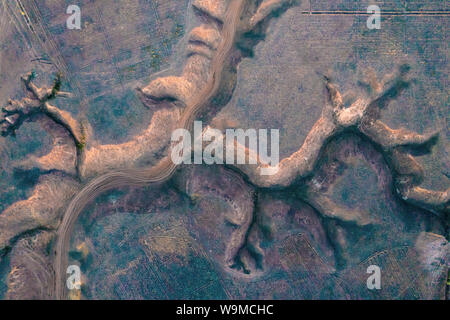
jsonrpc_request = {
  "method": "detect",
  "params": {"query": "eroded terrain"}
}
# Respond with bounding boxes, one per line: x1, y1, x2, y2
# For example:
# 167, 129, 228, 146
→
0, 0, 448, 299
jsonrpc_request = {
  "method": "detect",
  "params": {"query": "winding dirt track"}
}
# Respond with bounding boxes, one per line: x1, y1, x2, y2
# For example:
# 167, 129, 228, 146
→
54, 0, 245, 300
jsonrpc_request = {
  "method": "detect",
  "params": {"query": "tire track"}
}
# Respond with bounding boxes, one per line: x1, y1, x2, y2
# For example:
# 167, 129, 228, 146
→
54, 0, 246, 300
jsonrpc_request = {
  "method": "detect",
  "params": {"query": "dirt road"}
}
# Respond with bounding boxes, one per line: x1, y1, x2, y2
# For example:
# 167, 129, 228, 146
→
54, 0, 246, 300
